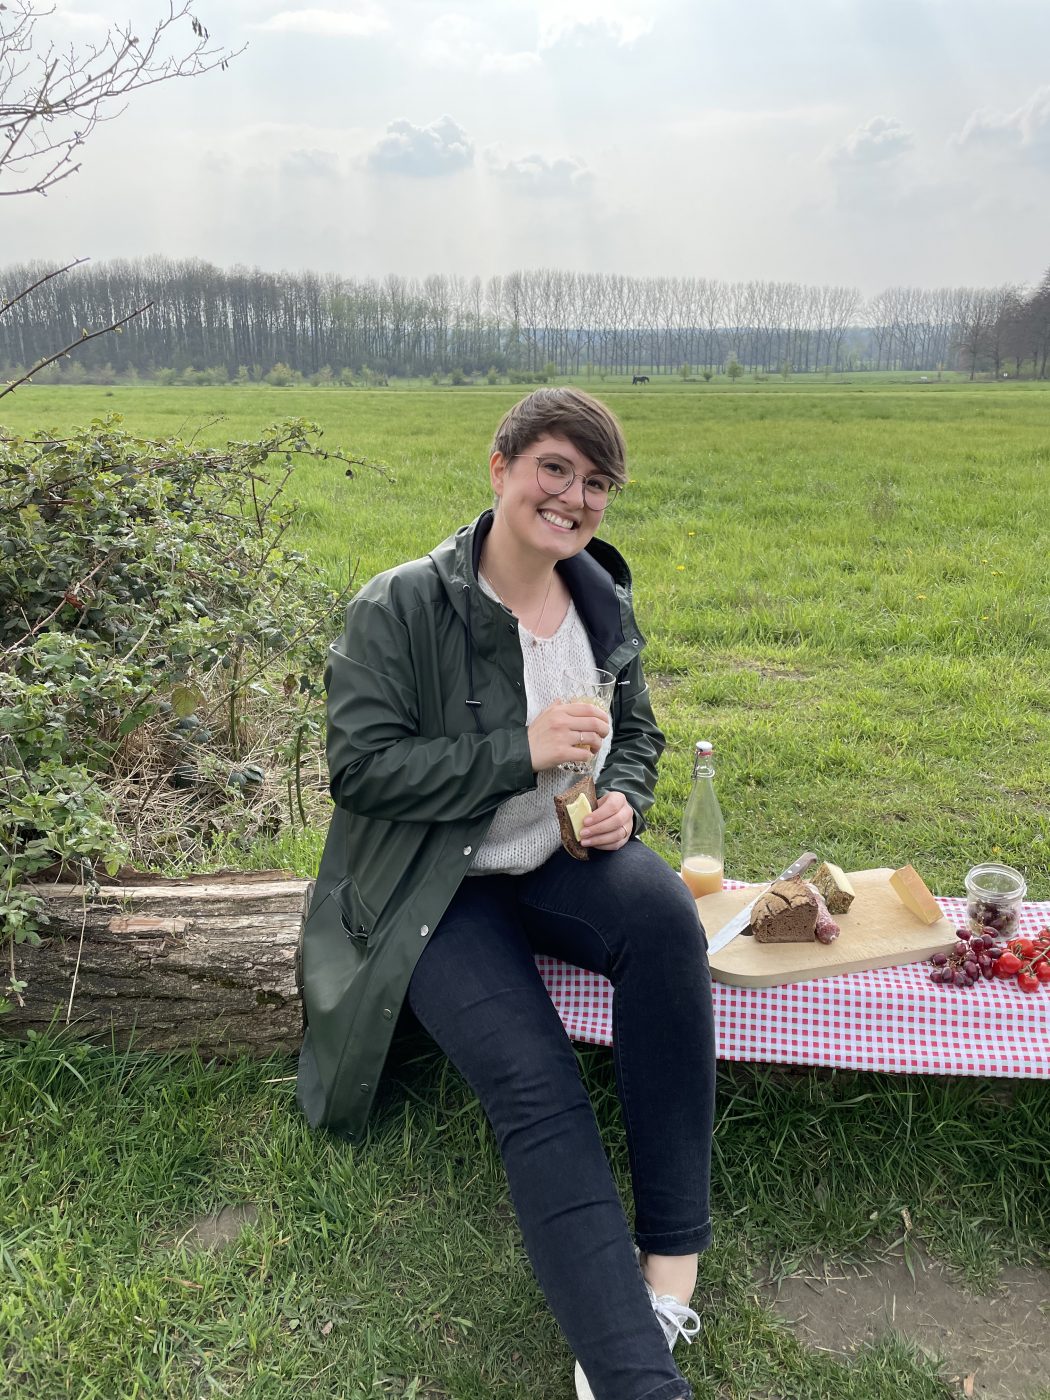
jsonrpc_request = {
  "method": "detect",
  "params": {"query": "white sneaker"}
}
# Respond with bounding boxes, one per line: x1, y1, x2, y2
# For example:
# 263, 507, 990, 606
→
647, 1287, 701, 1348
573, 1359, 596, 1400
573, 1282, 700, 1398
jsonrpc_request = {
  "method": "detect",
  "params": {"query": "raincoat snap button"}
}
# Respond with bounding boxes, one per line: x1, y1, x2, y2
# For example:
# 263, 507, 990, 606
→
420, 924, 429, 936
463, 845, 472, 856
359, 1083, 369, 1093
382, 1007, 392, 1019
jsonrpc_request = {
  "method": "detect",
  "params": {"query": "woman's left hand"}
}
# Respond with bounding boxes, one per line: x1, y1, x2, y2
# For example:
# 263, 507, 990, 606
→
579, 790, 635, 851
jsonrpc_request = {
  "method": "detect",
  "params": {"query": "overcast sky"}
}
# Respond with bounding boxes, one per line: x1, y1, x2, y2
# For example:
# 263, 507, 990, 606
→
6, 0, 1050, 295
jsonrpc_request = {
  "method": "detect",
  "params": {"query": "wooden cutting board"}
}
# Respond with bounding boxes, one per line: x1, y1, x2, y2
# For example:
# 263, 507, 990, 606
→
698, 867, 959, 987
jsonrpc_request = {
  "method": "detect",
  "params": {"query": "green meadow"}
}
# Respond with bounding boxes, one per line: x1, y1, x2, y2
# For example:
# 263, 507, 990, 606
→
2, 379, 1049, 1399
6, 378, 1049, 891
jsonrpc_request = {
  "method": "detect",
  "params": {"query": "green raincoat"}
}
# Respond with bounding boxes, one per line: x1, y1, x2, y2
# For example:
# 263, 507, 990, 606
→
296, 509, 664, 1140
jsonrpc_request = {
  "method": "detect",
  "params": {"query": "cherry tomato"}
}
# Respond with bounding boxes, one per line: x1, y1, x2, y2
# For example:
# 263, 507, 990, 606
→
1035, 962, 1050, 983
1009, 938, 1036, 958
996, 951, 1023, 977
1017, 971, 1039, 993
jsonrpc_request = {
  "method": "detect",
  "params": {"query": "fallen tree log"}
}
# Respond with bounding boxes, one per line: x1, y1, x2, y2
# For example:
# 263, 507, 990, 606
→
4, 873, 311, 1056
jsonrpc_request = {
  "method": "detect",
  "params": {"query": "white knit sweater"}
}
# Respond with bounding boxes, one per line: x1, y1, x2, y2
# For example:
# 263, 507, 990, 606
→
470, 581, 612, 876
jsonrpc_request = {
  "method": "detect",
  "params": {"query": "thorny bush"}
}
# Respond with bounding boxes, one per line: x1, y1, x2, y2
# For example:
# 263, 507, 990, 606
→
0, 415, 373, 1011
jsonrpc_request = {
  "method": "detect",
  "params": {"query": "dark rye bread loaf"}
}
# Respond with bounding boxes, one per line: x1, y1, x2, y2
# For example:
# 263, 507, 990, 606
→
751, 876, 818, 943
553, 775, 596, 861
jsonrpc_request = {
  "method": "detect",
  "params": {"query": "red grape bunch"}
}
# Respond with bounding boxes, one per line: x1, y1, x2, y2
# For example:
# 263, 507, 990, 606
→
927, 925, 1050, 993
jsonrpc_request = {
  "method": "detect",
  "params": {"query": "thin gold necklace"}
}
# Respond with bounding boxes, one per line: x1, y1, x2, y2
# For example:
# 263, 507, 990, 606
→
480, 566, 556, 646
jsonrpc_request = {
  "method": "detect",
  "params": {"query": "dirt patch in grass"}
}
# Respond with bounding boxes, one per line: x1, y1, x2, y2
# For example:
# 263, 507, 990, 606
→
176, 1202, 260, 1253
724, 659, 815, 681
761, 1241, 1050, 1398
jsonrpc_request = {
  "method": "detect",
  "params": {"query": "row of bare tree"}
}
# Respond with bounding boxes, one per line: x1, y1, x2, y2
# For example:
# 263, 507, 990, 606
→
3, 259, 1049, 383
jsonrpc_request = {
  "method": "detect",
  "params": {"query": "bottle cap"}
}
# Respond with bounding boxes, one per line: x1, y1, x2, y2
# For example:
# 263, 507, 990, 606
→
694, 740, 713, 756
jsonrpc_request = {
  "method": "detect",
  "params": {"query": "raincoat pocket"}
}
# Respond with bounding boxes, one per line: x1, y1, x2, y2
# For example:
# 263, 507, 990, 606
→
333, 876, 377, 948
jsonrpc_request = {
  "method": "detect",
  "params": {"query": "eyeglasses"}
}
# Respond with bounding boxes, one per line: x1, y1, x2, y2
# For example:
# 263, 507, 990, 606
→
518, 455, 622, 510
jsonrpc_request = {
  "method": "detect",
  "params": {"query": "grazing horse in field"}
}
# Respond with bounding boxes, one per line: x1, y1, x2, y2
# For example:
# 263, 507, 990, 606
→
632, 374, 650, 384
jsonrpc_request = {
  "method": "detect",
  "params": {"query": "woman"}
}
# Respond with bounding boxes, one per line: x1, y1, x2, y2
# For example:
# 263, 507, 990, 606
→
297, 388, 716, 1400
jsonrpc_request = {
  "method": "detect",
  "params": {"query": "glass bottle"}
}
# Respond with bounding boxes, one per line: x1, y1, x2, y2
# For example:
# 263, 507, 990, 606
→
680, 740, 725, 898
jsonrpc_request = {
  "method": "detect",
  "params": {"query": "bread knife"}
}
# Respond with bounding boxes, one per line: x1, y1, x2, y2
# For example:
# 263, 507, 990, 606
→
705, 852, 819, 956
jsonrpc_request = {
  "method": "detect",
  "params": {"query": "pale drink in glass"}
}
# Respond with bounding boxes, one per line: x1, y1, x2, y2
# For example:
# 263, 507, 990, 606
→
681, 855, 724, 898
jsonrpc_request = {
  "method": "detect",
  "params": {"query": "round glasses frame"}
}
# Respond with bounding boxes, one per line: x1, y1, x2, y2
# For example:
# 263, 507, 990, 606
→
516, 455, 622, 510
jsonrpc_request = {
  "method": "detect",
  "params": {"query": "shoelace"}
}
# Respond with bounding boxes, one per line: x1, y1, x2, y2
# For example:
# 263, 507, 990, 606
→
648, 1290, 702, 1348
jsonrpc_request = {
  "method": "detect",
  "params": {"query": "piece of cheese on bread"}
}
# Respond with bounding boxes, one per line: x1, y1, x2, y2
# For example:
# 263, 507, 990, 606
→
565, 791, 592, 841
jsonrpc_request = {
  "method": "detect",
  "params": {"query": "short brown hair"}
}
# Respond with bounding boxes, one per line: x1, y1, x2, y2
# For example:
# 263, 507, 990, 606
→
490, 388, 627, 486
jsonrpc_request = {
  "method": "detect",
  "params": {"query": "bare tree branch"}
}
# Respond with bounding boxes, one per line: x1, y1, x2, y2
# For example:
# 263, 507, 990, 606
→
0, 299, 152, 398
0, 2, 242, 197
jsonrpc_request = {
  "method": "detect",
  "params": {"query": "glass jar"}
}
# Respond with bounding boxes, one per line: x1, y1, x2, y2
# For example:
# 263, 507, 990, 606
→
965, 862, 1027, 939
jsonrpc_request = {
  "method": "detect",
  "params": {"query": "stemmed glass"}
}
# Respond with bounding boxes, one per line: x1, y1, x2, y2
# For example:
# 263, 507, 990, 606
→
558, 667, 616, 773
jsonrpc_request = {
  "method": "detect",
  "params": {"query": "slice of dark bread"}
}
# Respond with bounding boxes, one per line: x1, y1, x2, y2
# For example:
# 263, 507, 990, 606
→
554, 775, 597, 861
752, 876, 818, 943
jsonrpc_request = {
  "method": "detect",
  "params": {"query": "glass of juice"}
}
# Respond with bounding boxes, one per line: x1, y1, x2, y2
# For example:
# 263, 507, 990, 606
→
558, 667, 616, 773
681, 855, 724, 898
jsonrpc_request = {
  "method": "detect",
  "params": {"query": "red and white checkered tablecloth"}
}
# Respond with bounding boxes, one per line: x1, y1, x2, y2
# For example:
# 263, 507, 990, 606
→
536, 885, 1050, 1079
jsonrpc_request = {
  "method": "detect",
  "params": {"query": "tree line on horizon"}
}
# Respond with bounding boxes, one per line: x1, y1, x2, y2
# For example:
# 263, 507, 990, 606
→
3, 259, 1049, 387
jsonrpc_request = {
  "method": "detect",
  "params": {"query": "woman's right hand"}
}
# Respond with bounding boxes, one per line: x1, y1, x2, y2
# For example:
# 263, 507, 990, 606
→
527, 701, 610, 773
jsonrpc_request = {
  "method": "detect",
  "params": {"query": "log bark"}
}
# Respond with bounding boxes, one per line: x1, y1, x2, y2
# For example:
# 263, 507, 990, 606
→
4, 873, 311, 1056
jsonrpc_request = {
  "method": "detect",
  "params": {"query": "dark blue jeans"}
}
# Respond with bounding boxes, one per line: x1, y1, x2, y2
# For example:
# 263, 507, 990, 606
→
407, 839, 715, 1400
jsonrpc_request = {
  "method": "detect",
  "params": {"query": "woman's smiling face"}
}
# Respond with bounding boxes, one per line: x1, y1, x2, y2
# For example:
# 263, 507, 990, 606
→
489, 434, 607, 563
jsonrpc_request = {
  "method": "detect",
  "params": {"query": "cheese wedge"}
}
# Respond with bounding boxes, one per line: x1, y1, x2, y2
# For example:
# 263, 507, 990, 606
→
889, 864, 942, 925
811, 861, 856, 914
565, 792, 592, 841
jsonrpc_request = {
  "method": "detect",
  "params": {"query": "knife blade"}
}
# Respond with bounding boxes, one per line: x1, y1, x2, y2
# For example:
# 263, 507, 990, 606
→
705, 851, 819, 956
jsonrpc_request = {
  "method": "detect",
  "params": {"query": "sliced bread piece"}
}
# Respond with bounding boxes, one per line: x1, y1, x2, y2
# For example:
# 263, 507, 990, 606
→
554, 775, 597, 861
810, 861, 856, 915
751, 876, 818, 943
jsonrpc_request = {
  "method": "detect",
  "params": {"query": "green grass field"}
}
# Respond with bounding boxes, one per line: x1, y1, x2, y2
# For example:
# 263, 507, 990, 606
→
2, 380, 1049, 1399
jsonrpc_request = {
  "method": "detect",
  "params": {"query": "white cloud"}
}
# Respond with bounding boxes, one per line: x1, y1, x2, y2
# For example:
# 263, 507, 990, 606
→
956, 85, 1050, 165
538, 1, 652, 49
367, 116, 474, 177
413, 14, 541, 74
282, 148, 341, 179
255, 5, 388, 38
489, 152, 594, 195
830, 115, 914, 166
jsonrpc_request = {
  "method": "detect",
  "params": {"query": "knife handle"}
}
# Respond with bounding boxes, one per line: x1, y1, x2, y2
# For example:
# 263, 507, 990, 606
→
778, 851, 819, 881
